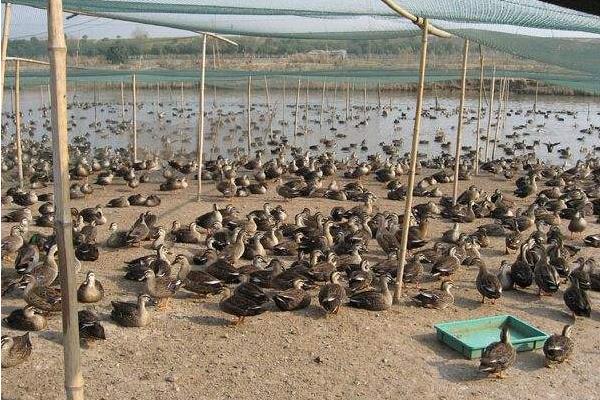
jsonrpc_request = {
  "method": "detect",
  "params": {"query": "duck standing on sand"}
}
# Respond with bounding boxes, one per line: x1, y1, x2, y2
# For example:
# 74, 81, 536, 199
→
479, 325, 516, 378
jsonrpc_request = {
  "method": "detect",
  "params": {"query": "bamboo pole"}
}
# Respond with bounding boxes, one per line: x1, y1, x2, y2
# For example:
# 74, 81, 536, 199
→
40, 84, 44, 108
282, 78, 286, 134
132, 74, 137, 162
180, 81, 184, 110
363, 82, 367, 121
452, 39, 469, 205
156, 82, 160, 117
48, 0, 84, 398
319, 81, 325, 127
492, 77, 506, 160
475, 45, 484, 176
393, 19, 429, 304
484, 66, 496, 162
533, 81, 538, 113
293, 78, 300, 139
197, 34, 207, 200
264, 76, 272, 138
377, 81, 381, 109
345, 81, 350, 121
304, 79, 309, 133
332, 82, 338, 119
120, 81, 125, 122
247, 76, 251, 153
0, 3, 12, 108
14, 59, 24, 189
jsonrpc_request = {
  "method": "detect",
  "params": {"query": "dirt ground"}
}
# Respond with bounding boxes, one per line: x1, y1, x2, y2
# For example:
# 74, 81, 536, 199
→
2, 170, 599, 400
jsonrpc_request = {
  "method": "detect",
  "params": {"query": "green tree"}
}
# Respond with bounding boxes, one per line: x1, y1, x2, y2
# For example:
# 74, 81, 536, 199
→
105, 44, 128, 64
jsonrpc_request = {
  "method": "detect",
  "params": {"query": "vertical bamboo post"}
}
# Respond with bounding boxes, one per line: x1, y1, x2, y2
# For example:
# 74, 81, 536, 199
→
345, 81, 350, 121
484, 66, 496, 162
332, 82, 338, 118
293, 78, 300, 139
282, 78, 286, 134
452, 39, 469, 205
363, 81, 367, 121
319, 81, 325, 127
247, 76, 251, 153
0, 3, 12, 107
533, 80, 538, 113
120, 81, 125, 122
180, 81, 184, 110
197, 34, 207, 200
377, 81, 381, 109
475, 45, 484, 176
132, 74, 137, 162
14, 59, 24, 189
501, 80, 510, 131
93, 81, 97, 126
304, 79, 309, 133
393, 19, 429, 304
156, 82, 160, 117
264, 75, 272, 138
48, 0, 84, 398
40, 84, 45, 108
492, 77, 506, 160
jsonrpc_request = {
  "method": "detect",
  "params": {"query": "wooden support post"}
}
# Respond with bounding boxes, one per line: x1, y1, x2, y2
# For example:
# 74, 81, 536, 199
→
132, 74, 137, 162
264, 76, 272, 138
247, 76, 251, 153
197, 34, 207, 200
293, 78, 300, 139
345, 81, 350, 121
0, 3, 12, 108
533, 81, 538, 113
156, 82, 160, 117
492, 77, 506, 160
120, 81, 125, 122
393, 19, 429, 304
282, 78, 286, 134
180, 81, 184, 110
319, 81, 325, 127
93, 81, 97, 126
304, 79, 309, 133
332, 82, 338, 119
40, 84, 44, 108
484, 66, 496, 162
14, 59, 24, 189
48, 0, 84, 398
377, 81, 381, 109
475, 45, 484, 176
363, 82, 367, 121
452, 39, 469, 206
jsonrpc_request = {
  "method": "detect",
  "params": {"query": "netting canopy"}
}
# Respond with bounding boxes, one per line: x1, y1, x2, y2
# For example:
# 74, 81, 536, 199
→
3, 0, 600, 77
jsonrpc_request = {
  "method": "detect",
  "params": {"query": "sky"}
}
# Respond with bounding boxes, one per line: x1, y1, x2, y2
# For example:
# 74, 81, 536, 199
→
7, 5, 192, 40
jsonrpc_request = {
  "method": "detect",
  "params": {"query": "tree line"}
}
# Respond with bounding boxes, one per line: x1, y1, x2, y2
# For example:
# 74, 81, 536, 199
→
7, 35, 467, 64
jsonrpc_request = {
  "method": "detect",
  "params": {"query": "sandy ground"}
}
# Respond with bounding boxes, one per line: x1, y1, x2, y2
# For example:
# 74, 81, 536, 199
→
1, 169, 600, 400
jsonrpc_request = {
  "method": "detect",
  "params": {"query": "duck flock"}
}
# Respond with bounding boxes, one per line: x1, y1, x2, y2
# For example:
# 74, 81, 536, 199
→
1, 93, 600, 380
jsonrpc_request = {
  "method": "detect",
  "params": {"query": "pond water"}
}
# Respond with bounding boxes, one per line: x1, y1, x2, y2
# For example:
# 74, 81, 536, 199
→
2, 86, 599, 164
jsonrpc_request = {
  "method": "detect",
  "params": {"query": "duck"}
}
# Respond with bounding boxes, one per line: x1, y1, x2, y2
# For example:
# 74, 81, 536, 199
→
431, 247, 460, 278
2, 226, 24, 260
234, 276, 270, 306
174, 254, 223, 298
583, 234, 600, 248
21, 274, 62, 313
3, 305, 48, 331
145, 194, 161, 207
1, 332, 32, 368
563, 275, 591, 318
107, 196, 130, 208
543, 325, 574, 367
412, 280, 454, 309
505, 221, 522, 254
106, 222, 129, 248
125, 213, 150, 247
534, 251, 560, 296
442, 223, 461, 243
2, 208, 32, 223
219, 286, 267, 325
173, 222, 203, 244
77, 271, 104, 303
142, 269, 183, 309
348, 275, 393, 311
27, 244, 59, 287
196, 203, 223, 231
78, 310, 106, 344
272, 279, 312, 311
479, 325, 516, 378
348, 260, 373, 293
497, 261, 514, 291
318, 271, 345, 315
80, 205, 107, 225
13, 235, 40, 274
111, 294, 154, 327
567, 211, 587, 239
475, 260, 502, 304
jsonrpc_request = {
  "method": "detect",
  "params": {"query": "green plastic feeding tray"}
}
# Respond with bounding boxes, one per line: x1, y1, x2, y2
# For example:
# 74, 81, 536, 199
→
434, 315, 549, 359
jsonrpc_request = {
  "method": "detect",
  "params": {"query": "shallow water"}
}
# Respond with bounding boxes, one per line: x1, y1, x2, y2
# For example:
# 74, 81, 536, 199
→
3, 87, 599, 164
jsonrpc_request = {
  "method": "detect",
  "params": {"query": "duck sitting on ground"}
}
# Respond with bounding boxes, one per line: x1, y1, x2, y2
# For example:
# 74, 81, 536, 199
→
412, 280, 454, 310
1, 332, 32, 368
111, 294, 154, 328
347, 275, 393, 311
3, 305, 47, 331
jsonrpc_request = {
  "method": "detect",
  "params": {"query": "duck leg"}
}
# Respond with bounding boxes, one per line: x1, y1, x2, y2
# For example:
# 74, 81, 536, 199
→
481, 295, 486, 304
